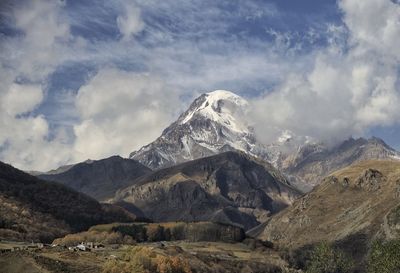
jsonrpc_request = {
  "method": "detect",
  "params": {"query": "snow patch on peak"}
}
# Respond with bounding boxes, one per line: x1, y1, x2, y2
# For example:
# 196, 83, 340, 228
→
180, 90, 249, 133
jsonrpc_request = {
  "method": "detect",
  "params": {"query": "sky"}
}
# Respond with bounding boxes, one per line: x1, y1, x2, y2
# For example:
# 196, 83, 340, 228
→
0, 0, 399, 171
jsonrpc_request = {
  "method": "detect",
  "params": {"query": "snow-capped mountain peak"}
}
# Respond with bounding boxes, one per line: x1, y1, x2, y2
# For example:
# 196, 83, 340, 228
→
129, 89, 400, 193
129, 90, 316, 170
179, 90, 249, 134
129, 90, 266, 169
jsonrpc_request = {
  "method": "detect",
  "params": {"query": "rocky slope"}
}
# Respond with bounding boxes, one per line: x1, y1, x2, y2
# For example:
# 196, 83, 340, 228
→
248, 160, 400, 249
38, 156, 151, 201
0, 161, 136, 243
281, 137, 400, 191
114, 151, 301, 230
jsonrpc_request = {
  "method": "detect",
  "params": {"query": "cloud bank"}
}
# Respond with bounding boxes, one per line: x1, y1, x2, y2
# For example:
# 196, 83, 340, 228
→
250, 0, 400, 145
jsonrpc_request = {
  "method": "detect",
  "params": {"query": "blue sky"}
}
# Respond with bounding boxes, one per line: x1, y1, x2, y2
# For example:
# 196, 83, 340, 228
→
0, 0, 399, 170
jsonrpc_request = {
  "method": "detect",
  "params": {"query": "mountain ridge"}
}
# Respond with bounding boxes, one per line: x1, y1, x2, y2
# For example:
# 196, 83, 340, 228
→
114, 151, 301, 230
281, 136, 400, 191
129, 90, 400, 191
38, 155, 151, 201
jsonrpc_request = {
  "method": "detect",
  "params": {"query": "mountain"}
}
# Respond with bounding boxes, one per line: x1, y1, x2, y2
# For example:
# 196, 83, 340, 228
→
128, 90, 400, 192
38, 156, 151, 201
0, 161, 136, 243
113, 151, 301, 230
248, 160, 400, 250
129, 90, 270, 169
280, 137, 400, 191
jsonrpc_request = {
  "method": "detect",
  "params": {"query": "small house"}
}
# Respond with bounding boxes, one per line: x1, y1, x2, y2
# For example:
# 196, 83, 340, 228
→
76, 244, 86, 251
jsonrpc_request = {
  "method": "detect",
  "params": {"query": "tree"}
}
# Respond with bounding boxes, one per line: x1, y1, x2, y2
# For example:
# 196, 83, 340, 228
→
112, 224, 147, 242
306, 242, 352, 273
164, 228, 172, 241
147, 225, 165, 242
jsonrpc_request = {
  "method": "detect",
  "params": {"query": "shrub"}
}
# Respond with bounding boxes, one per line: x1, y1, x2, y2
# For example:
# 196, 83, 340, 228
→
102, 246, 192, 273
156, 256, 192, 273
367, 240, 400, 273
102, 258, 147, 273
125, 247, 155, 272
280, 245, 313, 270
306, 241, 353, 273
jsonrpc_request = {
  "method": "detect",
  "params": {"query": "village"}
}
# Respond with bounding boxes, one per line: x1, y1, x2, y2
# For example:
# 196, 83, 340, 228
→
0, 240, 106, 253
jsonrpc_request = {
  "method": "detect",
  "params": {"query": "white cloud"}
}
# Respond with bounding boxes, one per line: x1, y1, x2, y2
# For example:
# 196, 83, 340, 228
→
339, 0, 400, 60
1, 83, 43, 116
0, 0, 150, 171
10, 0, 71, 79
0, 0, 75, 171
250, 0, 400, 145
116, 2, 144, 40
72, 68, 181, 160
14, 0, 70, 48
0, 83, 73, 171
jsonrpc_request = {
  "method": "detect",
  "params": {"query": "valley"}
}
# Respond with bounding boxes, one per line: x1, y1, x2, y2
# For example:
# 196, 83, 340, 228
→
1, 91, 400, 273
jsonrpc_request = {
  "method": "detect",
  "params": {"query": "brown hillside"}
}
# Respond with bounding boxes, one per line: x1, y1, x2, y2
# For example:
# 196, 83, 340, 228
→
250, 160, 400, 249
0, 161, 136, 243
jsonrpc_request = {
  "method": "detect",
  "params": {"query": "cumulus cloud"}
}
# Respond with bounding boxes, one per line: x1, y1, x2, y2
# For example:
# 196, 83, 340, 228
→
72, 68, 181, 160
250, 0, 400, 145
340, 0, 400, 60
9, 0, 71, 79
0, 0, 74, 171
0, 82, 73, 171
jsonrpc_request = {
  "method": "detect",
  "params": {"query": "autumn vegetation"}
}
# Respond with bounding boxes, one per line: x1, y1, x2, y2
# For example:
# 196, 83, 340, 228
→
102, 246, 192, 273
